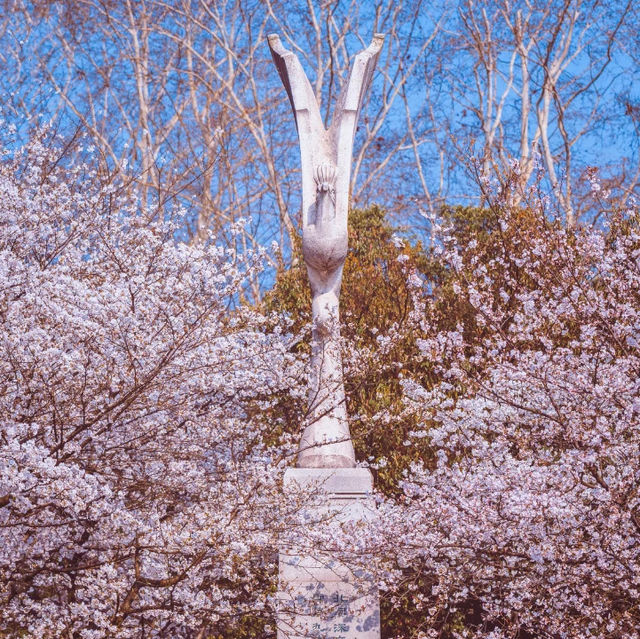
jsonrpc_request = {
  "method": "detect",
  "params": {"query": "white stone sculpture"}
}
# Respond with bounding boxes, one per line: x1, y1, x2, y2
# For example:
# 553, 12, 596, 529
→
268, 33, 384, 469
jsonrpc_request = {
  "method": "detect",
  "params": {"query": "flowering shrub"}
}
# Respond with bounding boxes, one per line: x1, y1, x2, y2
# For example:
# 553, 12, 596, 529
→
386, 203, 640, 637
0, 134, 301, 638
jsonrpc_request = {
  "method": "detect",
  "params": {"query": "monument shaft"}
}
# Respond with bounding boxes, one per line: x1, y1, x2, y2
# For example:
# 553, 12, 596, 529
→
268, 33, 384, 639
268, 33, 384, 468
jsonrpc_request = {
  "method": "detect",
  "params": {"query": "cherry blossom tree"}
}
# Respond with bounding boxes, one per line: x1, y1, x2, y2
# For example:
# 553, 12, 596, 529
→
380, 190, 640, 637
4, 127, 640, 639
0, 130, 307, 638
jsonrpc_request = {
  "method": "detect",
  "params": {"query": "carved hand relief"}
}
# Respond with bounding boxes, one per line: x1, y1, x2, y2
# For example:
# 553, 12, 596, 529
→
268, 33, 384, 468
313, 162, 337, 228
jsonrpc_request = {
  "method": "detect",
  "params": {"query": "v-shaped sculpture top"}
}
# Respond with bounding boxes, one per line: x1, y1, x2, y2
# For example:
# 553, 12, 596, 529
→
268, 33, 384, 468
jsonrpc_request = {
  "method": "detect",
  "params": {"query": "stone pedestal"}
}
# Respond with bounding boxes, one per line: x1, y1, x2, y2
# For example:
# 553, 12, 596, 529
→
277, 468, 380, 639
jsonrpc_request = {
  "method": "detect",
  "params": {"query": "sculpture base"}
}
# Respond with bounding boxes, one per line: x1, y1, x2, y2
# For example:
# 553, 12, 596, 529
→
277, 468, 380, 639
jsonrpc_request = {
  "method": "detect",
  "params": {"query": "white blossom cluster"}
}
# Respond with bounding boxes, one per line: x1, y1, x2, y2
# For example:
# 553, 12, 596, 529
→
379, 205, 640, 638
0, 134, 303, 637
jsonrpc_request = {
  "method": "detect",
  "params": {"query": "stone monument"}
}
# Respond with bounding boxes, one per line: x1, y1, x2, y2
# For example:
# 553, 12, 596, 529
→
268, 33, 384, 639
